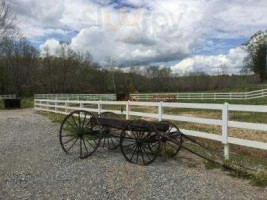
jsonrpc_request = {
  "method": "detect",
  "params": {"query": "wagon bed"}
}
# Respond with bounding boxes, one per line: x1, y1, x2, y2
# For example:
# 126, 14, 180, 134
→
98, 117, 170, 132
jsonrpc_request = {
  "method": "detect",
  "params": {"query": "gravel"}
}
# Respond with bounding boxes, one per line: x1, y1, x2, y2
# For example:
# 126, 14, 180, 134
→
0, 109, 266, 200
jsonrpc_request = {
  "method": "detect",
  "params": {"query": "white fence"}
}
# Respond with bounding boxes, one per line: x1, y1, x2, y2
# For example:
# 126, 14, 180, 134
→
35, 89, 267, 102
35, 94, 116, 101
130, 88, 267, 101
0, 94, 16, 100
34, 99, 267, 159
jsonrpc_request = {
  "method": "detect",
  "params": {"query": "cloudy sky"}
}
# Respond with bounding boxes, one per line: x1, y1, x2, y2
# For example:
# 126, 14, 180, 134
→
8, 0, 267, 75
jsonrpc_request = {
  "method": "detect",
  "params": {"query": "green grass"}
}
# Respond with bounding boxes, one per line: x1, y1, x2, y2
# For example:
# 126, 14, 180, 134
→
181, 140, 267, 187
170, 96, 267, 105
224, 162, 267, 187
0, 97, 34, 110
160, 145, 178, 158
37, 111, 66, 123
205, 161, 219, 170
251, 171, 267, 187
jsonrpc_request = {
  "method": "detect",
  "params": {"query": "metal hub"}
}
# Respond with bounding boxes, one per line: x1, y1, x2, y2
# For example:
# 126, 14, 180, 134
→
77, 129, 83, 137
161, 136, 167, 143
136, 140, 143, 147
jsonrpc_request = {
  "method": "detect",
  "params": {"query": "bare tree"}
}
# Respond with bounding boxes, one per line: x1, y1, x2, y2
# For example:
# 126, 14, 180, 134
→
0, 36, 38, 95
105, 58, 118, 94
0, 0, 16, 38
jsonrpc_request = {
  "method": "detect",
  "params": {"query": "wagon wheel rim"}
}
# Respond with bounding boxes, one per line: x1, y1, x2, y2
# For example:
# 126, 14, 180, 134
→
98, 112, 121, 150
120, 120, 161, 165
160, 121, 183, 157
59, 110, 102, 159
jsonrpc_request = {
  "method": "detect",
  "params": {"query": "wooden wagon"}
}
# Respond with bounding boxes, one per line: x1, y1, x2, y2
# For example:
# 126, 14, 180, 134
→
59, 110, 183, 165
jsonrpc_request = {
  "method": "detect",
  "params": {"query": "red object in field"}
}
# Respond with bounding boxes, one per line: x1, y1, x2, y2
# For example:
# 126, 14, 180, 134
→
116, 94, 130, 101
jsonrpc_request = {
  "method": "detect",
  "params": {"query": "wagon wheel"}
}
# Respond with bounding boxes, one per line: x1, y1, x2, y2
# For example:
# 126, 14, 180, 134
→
160, 121, 183, 157
98, 112, 122, 149
59, 110, 102, 159
120, 120, 161, 165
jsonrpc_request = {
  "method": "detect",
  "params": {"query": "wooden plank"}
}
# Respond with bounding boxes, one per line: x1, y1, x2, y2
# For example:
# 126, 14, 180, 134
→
162, 114, 222, 126
228, 104, 267, 112
162, 102, 223, 110
98, 118, 169, 132
229, 121, 267, 131
228, 137, 267, 150
181, 129, 222, 141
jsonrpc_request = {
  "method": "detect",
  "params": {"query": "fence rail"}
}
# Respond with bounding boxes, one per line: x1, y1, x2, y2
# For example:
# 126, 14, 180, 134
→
34, 98, 267, 160
0, 94, 16, 100
130, 89, 267, 101
35, 94, 116, 101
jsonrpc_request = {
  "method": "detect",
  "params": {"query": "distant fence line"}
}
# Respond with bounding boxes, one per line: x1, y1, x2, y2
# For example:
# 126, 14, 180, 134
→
130, 88, 267, 101
34, 98, 267, 160
34, 94, 116, 101
0, 94, 16, 100
35, 89, 267, 102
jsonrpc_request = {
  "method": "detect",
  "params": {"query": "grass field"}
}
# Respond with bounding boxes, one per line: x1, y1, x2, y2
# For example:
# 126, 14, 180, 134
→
177, 97, 267, 105
102, 102, 267, 142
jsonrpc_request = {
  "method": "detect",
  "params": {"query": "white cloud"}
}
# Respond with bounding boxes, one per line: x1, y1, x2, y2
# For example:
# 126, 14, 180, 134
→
39, 39, 61, 56
212, 0, 267, 38
65, 0, 203, 65
171, 47, 248, 75
9, 0, 65, 37
9, 0, 267, 70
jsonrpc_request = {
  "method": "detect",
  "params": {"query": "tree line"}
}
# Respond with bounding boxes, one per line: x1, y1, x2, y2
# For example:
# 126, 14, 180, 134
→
0, 0, 265, 96
0, 36, 260, 96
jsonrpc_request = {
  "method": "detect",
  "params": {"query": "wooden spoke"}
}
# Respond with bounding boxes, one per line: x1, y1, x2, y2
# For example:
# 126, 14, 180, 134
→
82, 137, 89, 155
80, 138, 83, 158
71, 115, 79, 128
130, 146, 138, 161
81, 112, 87, 129
98, 112, 121, 149
63, 136, 77, 145
66, 137, 79, 152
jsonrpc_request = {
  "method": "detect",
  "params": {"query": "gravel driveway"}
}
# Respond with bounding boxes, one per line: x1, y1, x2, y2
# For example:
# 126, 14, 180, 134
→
0, 109, 266, 200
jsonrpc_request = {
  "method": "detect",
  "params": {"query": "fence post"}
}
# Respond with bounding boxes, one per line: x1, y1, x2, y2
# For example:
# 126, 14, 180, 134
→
158, 101, 163, 121
80, 100, 84, 110
55, 96, 58, 112
126, 101, 130, 120
98, 100, 102, 115
33, 98, 36, 109
222, 102, 230, 160
65, 100, 69, 114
